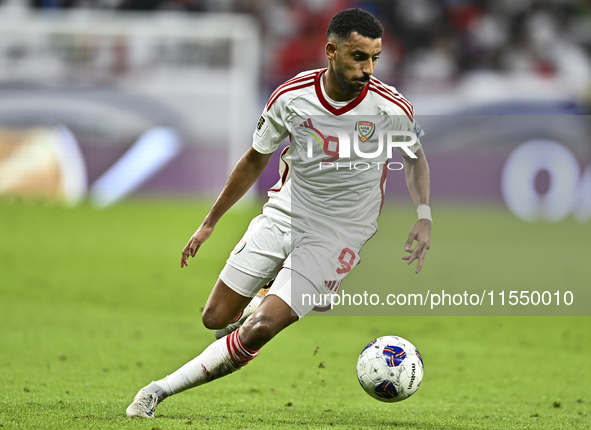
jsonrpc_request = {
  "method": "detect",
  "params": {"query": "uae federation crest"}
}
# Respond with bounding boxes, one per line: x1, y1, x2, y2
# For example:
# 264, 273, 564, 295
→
355, 121, 375, 142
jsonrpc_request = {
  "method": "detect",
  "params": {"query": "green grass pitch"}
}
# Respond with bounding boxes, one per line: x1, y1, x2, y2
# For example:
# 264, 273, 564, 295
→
1, 199, 590, 429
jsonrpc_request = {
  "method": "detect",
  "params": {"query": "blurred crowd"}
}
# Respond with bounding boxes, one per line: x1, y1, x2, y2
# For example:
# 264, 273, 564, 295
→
3, 0, 591, 100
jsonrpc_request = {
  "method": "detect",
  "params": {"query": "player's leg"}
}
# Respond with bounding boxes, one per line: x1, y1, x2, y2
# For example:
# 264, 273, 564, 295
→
126, 214, 287, 418
238, 267, 314, 351
206, 214, 287, 338
155, 268, 302, 395
239, 294, 297, 349
200, 278, 255, 331
125, 326, 255, 418
126, 268, 313, 419
204, 268, 271, 339
126, 270, 279, 419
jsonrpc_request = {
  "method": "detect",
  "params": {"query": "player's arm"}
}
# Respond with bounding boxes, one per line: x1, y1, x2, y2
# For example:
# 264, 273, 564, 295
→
402, 147, 431, 274
181, 147, 273, 267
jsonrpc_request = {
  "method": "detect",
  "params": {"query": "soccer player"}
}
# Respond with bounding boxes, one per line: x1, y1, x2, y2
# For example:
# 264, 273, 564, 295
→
126, 8, 431, 418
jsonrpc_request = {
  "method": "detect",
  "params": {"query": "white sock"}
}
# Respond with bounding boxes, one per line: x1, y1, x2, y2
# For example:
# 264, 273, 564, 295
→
153, 328, 258, 398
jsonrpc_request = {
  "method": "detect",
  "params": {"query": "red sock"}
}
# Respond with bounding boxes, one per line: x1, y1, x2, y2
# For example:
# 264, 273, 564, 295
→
226, 328, 259, 368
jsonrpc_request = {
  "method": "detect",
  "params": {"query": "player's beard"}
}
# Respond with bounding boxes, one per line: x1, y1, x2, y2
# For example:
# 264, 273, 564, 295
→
331, 65, 369, 95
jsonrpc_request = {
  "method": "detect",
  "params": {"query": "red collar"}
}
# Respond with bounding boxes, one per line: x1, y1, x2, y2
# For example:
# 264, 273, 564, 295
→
315, 69, 369, 115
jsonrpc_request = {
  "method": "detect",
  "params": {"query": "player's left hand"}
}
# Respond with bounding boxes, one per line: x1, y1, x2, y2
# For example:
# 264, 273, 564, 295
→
402, 219, 431, 274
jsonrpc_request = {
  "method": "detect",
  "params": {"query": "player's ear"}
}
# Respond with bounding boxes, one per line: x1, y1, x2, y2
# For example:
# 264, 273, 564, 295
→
326, 41, 337, 61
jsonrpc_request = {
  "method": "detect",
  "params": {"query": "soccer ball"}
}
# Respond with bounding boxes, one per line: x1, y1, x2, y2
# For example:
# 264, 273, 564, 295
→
356, 335, 424, 403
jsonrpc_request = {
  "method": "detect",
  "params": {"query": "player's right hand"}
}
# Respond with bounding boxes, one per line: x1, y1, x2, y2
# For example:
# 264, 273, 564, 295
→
181, 224, 214, 268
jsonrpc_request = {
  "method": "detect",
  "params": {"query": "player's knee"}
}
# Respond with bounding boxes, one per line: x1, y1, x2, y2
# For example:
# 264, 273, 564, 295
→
201, 307, 226, 330
240, 315, 275, 349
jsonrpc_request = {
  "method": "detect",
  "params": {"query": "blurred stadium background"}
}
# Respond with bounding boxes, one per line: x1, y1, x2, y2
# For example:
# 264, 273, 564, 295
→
0, 0, 590, 222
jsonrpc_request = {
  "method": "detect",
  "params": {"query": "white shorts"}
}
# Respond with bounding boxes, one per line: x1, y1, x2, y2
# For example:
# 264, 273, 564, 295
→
219, 211, 363, 317
221, 213, 290, 293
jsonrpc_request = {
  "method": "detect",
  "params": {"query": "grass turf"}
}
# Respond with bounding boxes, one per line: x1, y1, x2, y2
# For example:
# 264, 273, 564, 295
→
0, 200, 590, 429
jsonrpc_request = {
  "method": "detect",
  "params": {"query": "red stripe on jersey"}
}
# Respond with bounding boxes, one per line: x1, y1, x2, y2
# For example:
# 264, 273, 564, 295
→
266, 80, 315, 110
267, 74, 316, 109
268, 145, 290, 194
370, 78, 414, 117
369, 78, 413, 112
315, 69, 369, 116
369, 82, 413, 118
267, 71, 318, 106
369, 84, 413, 120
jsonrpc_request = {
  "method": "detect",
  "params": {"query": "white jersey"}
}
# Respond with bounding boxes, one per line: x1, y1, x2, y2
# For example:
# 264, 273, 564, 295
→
252, 68, 424, 247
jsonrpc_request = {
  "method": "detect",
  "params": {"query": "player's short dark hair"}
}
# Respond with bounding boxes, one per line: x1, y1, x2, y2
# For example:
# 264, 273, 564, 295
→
326, 8, 384, 42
